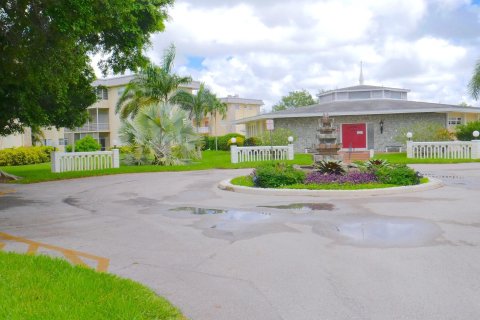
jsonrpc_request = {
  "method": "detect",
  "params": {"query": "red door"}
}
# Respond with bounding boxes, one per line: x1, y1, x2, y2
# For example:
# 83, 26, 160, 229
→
342, 123, 366, 149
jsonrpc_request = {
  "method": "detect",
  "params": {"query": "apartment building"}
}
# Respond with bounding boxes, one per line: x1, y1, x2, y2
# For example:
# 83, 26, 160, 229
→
0, 76, 264, 150
196, 95, 264, 136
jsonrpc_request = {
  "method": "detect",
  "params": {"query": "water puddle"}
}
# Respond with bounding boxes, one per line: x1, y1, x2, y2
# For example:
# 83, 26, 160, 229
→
316, 217, 442, 248
170, 207, 227, 215
170, 207, 271, 222
258, 203, 334, 211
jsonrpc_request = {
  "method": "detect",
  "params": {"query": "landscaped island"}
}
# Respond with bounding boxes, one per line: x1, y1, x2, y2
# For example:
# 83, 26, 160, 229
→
231, 160, 427, 190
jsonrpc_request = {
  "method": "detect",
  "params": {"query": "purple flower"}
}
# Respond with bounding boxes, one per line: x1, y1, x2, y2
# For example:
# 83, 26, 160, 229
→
305, 172, 378, 184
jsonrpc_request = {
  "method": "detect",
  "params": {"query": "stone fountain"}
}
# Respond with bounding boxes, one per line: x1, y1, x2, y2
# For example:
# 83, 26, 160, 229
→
314, 114, 342, 162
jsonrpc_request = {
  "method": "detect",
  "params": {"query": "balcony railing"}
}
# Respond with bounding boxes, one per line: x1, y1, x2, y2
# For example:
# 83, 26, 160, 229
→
196, 126, 210, 134
65, 123, 110, 133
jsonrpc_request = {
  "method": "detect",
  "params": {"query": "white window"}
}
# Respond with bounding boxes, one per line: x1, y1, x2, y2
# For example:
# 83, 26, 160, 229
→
96, 87, 108, 100
58, 138, 68, 145
448, 117, 462, 125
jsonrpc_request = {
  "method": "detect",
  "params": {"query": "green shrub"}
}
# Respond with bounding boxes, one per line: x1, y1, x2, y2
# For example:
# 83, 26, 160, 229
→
0, 146, 54, 166
66, 136, 101, 152
217, 133, 245, 150
118, 145, 135, 154
253, 162, 306, 188
357, 159, 390, 173
375, 164, 421, 185
455, 121, 480, 141
314, 160, 346, 175
201, 136, 216, 150
227, 136, 244, 148
258, 128, 296, 146
244, 137, 260, 146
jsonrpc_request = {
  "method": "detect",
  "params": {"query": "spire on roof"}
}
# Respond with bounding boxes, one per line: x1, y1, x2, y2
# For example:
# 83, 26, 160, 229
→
359, 61, 364, 85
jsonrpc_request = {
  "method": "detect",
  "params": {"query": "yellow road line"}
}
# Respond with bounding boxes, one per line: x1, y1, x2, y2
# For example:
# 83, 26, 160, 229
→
0, 189, 16, 196
0, 232, 109, 272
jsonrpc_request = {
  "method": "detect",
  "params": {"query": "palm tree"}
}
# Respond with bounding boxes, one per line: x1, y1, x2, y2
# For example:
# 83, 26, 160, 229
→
205, 95, 227, 150
172, 83, 215, 132
116, 44, 192, 119
469, 59, 480, 100
119, 103, 200, 166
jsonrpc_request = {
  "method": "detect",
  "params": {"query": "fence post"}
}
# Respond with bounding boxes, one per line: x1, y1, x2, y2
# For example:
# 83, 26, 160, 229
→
406, 141, 413, 158
472, 140, 480, 159
112, 149, 120, 168
51, 151, 61, 173
288, 144, 294, 160
231, 145, 238, 163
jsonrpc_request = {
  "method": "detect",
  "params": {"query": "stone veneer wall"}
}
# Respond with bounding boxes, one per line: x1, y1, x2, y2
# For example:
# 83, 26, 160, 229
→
275, 113, 447, 152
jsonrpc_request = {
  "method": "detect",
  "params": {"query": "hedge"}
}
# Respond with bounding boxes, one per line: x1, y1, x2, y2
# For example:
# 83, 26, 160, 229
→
0, 146, 54, 166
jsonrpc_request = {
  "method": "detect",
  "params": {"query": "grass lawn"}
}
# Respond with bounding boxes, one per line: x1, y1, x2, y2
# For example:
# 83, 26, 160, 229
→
230, 175, 429, 190
0, 151, 313, 184
374, 152, 480, 164
0, 251, 185, 320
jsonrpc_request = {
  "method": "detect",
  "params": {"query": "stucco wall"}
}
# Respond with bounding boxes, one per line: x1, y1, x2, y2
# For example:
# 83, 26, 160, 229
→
275, 113, 447, 152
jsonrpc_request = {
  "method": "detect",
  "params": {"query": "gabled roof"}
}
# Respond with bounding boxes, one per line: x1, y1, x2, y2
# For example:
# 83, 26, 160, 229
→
236, 99, 480, 123
220, 96, 264, 105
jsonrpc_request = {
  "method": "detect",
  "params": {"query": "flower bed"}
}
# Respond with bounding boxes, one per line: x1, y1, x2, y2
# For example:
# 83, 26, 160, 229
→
233, 160, 424, 190
305, 172, 377, 184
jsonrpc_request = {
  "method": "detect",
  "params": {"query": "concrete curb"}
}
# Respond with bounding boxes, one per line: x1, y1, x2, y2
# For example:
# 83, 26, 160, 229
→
218, 178, 444, 197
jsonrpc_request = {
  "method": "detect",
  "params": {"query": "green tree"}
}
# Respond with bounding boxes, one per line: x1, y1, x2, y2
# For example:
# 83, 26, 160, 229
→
272, 90, 317, 112
469, 60, 480, 100
394, 122, 454, 144
258, 128, 296, 146
66, 135, 101, 152
0, 0, 174, 136
455, 121, 480, 141
116, 44, 192, 119
172, 83, 216, 131
119, 103, 201, 166
205, 95, 228, 150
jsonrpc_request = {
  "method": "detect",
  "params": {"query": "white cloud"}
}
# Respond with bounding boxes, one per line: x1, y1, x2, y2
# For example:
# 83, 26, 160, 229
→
141, 0, 480, 110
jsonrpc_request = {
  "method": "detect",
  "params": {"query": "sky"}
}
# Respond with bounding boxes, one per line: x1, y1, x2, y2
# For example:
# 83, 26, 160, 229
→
141, 0, 480, 111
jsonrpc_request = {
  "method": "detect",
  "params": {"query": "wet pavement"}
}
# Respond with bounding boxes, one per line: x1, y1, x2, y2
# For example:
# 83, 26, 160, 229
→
1, 163, 480, 319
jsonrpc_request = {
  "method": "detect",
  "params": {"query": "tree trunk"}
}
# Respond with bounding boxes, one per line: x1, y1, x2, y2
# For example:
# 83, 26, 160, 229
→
214, 113, 218, 151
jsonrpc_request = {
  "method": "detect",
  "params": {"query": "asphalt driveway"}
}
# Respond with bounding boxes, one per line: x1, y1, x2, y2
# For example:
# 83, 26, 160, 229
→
1, 163, 480, 320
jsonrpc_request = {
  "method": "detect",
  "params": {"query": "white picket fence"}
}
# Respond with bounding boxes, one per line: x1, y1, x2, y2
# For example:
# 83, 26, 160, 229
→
230, 145, 294, 163
51, 150, 120, 173
407, 141, 480, 159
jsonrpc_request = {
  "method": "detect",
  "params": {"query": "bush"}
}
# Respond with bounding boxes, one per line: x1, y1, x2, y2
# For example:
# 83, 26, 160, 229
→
253, 163, 306, 188
357, 159, 390, 173
375, 164, 421, 185
455, 121, 480, 141
217, 133, 245, 151
201, 136, 215, 150
227, 136, 244, 148
0, 146, 54, 166
258, 128, 296, 146
66, 135, 101, 152
244, 137, 260, 146
314, 160, 346, 175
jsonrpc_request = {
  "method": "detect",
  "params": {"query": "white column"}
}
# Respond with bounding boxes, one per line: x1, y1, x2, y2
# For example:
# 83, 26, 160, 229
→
472, 140, 480, 159
231, 145, 239, 163
51, 151, 61, 173
112, 149, 120, 168
406, 141, 413, 158
288, 144, 294, 160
